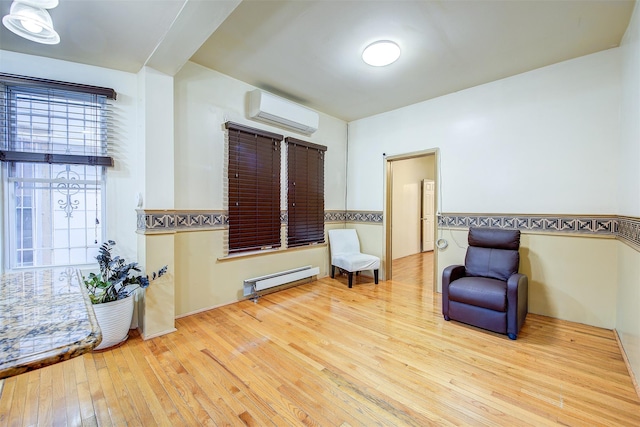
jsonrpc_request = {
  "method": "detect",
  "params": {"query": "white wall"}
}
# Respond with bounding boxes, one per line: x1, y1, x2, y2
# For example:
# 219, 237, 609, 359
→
172, 62, 348, 316
0, 50, 141, 260
348, 49, 621, 215
175, 62, 347, 211
138, 67, 175, 210
136, 66, 177, 338
347, 48, 623, 329
436, 229, 618, 328
619, 3, 640, 218
617, 0, 640, 390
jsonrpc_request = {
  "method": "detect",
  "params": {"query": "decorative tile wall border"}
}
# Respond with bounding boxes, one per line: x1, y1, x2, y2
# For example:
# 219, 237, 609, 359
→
137, 210, 639, 251
325, 210, 347, 223
324, 211, 383, 224
438, 214, 618, 236
138, 209, 384, 233
137, 210, 228, 233
326, 210, 384, 223
618, 216, 640, 249
345, 211, 383, 223
439, 213, 640, 251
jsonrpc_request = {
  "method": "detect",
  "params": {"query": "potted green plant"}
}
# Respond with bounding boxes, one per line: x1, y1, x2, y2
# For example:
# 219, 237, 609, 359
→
83, 240, 167, 350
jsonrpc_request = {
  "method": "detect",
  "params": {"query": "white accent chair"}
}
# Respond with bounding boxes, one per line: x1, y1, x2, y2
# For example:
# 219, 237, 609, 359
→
328, 229, 380, 288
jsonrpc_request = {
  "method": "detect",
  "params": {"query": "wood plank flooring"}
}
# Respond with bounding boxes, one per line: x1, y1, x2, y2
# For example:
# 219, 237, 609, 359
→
1, 252, 639, 426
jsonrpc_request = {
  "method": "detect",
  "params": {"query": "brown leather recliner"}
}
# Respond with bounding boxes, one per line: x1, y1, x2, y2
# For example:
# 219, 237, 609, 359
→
442, 227, 528, 340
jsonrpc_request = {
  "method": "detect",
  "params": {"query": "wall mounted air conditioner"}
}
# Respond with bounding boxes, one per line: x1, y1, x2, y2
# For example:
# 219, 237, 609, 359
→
248, 89, 319, 135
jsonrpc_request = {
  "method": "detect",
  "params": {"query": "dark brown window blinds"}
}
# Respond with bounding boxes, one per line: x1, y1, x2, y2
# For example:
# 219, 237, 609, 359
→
226, 122, 283, 253
286, 137, 327, 247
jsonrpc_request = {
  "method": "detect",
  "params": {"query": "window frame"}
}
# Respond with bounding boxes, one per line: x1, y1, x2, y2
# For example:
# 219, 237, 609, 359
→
3, 162, 107, 270
0, 73, 115, 270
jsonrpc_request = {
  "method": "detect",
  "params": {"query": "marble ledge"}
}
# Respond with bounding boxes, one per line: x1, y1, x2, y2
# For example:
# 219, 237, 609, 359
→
0, 268, 102, 380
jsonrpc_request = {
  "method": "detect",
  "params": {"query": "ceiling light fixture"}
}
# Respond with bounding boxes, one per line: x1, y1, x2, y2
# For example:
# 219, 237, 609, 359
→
2, 0, 60, 45
22, 0, 58, 7
362, 40, 400, 67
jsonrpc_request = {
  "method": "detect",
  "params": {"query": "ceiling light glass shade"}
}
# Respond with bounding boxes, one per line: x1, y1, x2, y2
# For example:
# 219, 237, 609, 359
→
362, 40, 401, 67
2, 1, 60, 44
15, 0, 59, 8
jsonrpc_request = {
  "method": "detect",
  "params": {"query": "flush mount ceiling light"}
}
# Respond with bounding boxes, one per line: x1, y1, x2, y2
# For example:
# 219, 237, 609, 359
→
15, 0, 59, 7
362, 40, 401, 67
2, 0, 60, 45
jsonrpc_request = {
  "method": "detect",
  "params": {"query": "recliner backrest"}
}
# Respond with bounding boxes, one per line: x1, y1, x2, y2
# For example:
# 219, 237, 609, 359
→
464, 228, 520, 281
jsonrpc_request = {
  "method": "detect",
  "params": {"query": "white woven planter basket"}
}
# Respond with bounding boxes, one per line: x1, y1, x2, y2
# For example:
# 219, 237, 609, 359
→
92, 296, 134, 350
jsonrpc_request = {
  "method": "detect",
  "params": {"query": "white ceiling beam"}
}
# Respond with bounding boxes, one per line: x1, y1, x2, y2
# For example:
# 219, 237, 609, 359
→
144, 0, 242, 76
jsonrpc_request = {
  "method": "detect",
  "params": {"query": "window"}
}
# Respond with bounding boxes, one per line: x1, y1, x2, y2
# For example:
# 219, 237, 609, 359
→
1, 73, 115, 269
286, 137, 326, 247
225, 122, 283, 254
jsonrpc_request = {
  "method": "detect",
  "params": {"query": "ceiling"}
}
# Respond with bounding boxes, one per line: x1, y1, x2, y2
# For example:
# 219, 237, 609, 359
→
0, 0, 635, 121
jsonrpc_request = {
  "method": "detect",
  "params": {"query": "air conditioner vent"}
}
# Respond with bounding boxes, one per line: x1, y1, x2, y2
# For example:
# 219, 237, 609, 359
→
248, 89, 319, 135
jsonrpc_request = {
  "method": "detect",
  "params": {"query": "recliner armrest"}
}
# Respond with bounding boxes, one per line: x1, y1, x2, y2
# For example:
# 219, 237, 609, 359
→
506, 273, 528, 301
443, 265, 466, 287
506, 273, 528, 337
442, 265, 465, 318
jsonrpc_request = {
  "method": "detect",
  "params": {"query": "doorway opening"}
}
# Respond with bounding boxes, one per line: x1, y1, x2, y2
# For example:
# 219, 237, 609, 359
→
384, 149, 438, 292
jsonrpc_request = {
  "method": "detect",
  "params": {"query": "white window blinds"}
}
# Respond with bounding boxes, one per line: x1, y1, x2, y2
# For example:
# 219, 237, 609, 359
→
0, 72, 115, 166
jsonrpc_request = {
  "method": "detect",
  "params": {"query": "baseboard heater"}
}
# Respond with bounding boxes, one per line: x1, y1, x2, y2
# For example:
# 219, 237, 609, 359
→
243, 265, 319, 300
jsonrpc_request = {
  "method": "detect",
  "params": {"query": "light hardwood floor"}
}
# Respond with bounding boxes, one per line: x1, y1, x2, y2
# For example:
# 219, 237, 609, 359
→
1, 252, 639, 426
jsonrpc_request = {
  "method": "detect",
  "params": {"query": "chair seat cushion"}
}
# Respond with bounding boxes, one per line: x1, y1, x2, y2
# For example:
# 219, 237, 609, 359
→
332, 253, 380, 272
448, 277, 507, 312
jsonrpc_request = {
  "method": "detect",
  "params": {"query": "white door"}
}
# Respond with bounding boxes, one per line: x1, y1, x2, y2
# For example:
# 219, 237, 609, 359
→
421, 180, 435, 252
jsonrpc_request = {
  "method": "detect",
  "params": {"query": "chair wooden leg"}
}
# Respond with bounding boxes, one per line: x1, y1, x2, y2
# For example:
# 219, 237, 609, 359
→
348, 272, 353, 288
331, 265, 335, 278
374, 269, 379, 284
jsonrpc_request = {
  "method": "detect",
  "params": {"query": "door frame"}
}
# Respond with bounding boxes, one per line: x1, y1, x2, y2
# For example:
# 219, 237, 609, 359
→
383, 148, 439, 291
